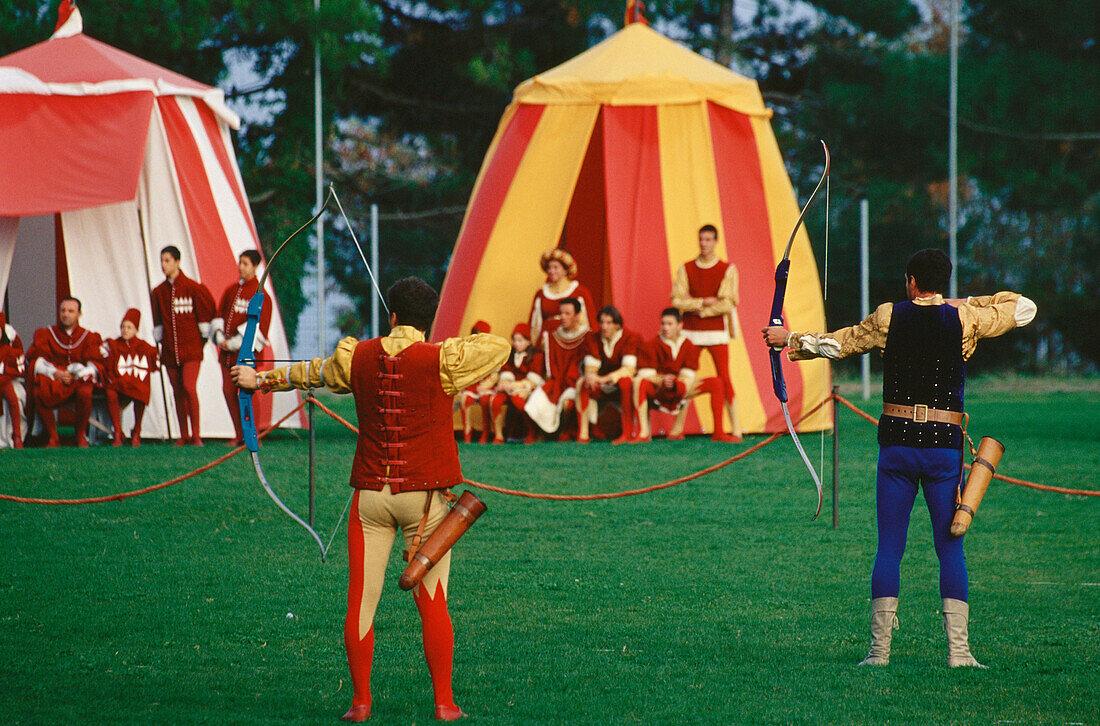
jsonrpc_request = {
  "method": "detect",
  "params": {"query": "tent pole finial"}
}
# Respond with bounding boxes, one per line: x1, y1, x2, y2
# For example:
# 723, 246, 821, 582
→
624, 0, 649, 27
52, 0, 83, 39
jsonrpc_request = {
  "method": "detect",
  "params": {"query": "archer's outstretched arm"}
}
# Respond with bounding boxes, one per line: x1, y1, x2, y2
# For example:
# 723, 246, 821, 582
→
762, 303, 894, 361
232, 337, 358, 394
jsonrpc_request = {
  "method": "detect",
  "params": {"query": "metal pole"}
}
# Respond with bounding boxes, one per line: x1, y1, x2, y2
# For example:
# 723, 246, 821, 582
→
314, 0, 325, 356
832, 384, 839, 530
370, 203, 380, 337
308, 392, 316, 527
860, 197, 870, 400
948, 0, 959, 298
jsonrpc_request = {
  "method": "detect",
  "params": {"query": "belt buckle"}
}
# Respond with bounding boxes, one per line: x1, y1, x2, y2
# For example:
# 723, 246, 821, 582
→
912, 403, 928, 423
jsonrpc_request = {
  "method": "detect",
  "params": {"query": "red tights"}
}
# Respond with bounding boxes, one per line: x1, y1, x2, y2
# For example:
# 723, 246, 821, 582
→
0, 378, 22, 447
164, 361, 201, 443
105, 389, 146, 445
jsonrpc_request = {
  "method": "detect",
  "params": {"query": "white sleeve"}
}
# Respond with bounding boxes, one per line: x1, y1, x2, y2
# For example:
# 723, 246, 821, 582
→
34, 357, 58, 378
1014, 296, 1037, 327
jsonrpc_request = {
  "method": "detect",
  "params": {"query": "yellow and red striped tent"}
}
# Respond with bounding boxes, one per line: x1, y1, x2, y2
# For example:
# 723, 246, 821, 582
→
435, 21, 830, 434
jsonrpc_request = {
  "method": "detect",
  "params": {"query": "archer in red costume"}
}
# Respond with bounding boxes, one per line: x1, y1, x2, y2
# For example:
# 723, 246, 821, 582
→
27, 297, 102, 448
528, 247, 596, 340
630, 308, 732, 443
0, 313, 26, 449
100, 308, 159, 447
233, 277, 509, 723
577, 305, 641, 444
487, 323, 544, 443
150, 245, 215, 446
524, 297, 588, 438
671, 224, 743, 440
212, 250, 271, 446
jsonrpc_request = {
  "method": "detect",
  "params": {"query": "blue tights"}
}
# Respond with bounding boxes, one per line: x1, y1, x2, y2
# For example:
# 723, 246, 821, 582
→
871, 445, 968, 602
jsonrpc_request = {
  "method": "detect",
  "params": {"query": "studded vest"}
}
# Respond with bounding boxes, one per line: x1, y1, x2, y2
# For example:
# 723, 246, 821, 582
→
880, 301, 965, 449
348, 337, 463, 492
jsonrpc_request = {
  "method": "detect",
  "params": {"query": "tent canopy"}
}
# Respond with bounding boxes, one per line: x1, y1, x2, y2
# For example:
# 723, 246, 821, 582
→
0, 6, 301, 439
436, 22, 830, 435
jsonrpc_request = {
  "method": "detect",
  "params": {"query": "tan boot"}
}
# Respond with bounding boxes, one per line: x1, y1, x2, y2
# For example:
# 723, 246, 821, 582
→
942, 598, 987, 668
858, 597, 899, 666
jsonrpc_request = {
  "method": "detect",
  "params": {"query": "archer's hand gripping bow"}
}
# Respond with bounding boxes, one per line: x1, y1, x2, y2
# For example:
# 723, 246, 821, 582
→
768, 140, 829, 520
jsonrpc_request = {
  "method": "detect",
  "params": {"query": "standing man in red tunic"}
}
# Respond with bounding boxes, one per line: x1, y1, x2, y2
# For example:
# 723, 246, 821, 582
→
577, 305, 641, 444
0, 312, 26, 449
100, 308, 159, 447
151, 245, 215, 446
212, 250, 271, 446
27, 297, 102, 448
233, 277, 508, 722
671, 224, 742, 441
524, 297, 588, 438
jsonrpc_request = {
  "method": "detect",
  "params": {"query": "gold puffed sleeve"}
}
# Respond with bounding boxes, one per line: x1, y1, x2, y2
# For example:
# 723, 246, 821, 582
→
788, 302, 893, 361
258, 336, 358, 394
438, 333, 511, 397
956, 291, 1034, 360
670, 264, 701, 313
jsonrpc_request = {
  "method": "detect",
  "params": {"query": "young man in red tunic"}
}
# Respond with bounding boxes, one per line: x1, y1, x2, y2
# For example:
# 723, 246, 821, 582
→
630, 308, 729, 443
577, 305, 641, 444
27, 297, 103, 448
487, 323, 544, 443
524, 297, 588, 438
233, 277, 508, 723
100, 308, 159, 447
671, 224, 742, 441
212, 250, 271, 446
0, 312, 26, 449
150, 245, 215, 446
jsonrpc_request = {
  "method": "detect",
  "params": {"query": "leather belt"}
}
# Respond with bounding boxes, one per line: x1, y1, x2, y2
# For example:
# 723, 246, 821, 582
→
882, 402, 964, 426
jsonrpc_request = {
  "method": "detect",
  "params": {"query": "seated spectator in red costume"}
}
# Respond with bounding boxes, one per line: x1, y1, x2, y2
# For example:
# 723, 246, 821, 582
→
100, 308, 159, 447
151, 245, 215, 446
0, 312, 26, 449
457, 321, 497, 443
577, 305, 641, 444
631, 308, 739, 443
487, 323, 544, 443
524, 297, 587, 439
27, 297, 102, 448
212, 249, 271, 446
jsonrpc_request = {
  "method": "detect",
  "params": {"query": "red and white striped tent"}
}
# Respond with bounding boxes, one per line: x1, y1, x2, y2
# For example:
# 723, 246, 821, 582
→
0, 3, 303, 439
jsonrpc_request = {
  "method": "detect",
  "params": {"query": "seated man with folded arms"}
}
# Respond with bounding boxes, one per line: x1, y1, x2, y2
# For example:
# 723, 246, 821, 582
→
577, 305, 641, 444
27, 297, 102, 448
631, 308, 733, 443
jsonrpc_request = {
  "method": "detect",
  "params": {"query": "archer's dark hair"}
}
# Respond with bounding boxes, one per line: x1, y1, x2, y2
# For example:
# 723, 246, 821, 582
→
698, 224, 718, 237
60, 296, 82, 311
239, 250, 262, 266
660, 307, 681, 322
597, 305, 622, 327
905, 249, 952, 293
160, 245, 181, 261
559, 297, 581, 314
387, 277, 439, 333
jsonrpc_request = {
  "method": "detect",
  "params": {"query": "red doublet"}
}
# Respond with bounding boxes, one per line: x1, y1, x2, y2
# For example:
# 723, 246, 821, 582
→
151, 272, 216, 366
682, 259, 731, 334
539, 328, 587, 404
102, 337, 159, 405
217, 277, 271, 367
28, 325, 103, 407
0, 330, 25, 385
583, 329, 641, 375
641, 335, 701, 376
501, 348, 544, 382
349, 338, 463, 492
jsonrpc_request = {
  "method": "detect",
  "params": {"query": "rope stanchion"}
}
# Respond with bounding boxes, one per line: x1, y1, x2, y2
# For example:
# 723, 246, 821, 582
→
0, 401, 308, 505
832, 393, 1099, 498
310, 396, 829, 501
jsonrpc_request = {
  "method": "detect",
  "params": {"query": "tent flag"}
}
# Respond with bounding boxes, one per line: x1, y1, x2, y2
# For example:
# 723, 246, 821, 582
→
435, 23, 830, 435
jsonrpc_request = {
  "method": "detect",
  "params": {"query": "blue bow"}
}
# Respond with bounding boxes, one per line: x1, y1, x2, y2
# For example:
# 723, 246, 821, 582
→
767, 140, 829, 520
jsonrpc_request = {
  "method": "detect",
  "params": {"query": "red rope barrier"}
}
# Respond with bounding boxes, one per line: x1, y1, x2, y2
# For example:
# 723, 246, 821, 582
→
831, 394, 1099, 498
0, 401, 307, 505
310, 395, 829, 501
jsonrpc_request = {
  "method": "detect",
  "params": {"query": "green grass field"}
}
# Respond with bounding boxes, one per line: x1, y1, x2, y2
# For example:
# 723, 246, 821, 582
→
1, 379, 1097, 724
